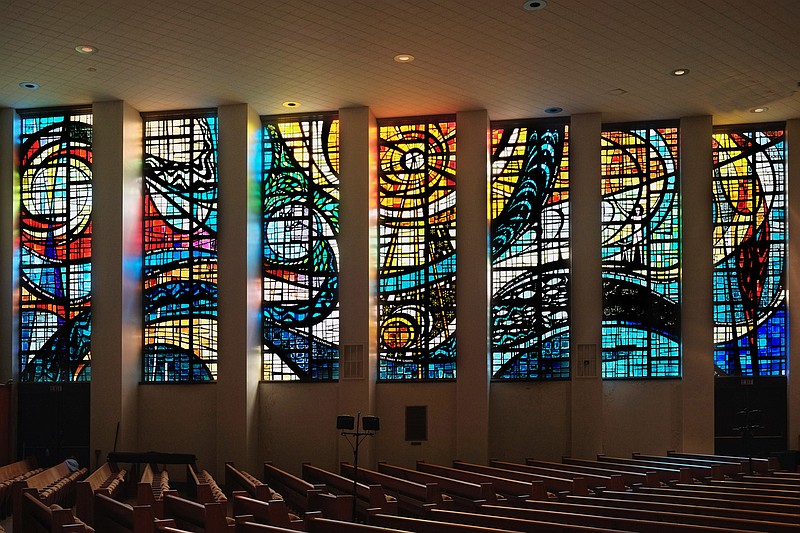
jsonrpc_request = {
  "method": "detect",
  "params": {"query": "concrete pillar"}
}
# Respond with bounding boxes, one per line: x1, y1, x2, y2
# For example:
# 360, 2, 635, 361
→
216, 104, 263, 474
455, 109, 490, 463
91, 101, 143, 459
569, 113, 604, 457
0, 109, 17, 383
680, 115, 714, 451
337, 107, 378, 466
787, 119, 800, 451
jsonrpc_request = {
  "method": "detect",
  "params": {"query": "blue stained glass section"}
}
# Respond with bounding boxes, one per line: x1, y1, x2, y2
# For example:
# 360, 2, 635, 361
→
712, 126, 786, 376
142, 113, 219, 382
262, 115, 340, 381
600, 125, 681, 378
490, 121, 570, 380
19, 110, 93, 382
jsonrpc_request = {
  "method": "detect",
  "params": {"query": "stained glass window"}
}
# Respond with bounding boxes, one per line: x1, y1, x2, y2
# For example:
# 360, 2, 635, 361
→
490, 120, 570, 380
601, 123, 680, 378
713, 125, 786, 376
378, 117, 456, 380
19, 109, 93, 382
262, 114, 340, 381
142, 111, 219, 382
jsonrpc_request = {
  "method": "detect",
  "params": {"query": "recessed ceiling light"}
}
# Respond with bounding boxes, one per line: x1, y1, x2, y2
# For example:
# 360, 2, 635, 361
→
282, 101, 300, 108
608, 88, 627, 96
671, 68, 689, 76
19, 81, 40, 90
75, 45, 98, 54
393, 53, 415, 63
544, 107, 563, 114
751, 106, 769, 113
522, 0, 547, 10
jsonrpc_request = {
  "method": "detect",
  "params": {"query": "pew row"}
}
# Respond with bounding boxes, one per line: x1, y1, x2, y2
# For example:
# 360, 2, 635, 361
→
416, 461, 547, 502
18, 487, 94, 532
225, 462, 276, 501
338, 462, 443, 517
302, 462, 394, 517
0, 457, 42, 517
263, 462, 353, 520
75, 461, 127, 525
162, 493, 233, 533
188, 465, 227, 504
490, 459, 626, 492
452, 460, 589, 497
138, 464, 170, 518
231, 492, 306, 530
94, 492, 178, 533
377, 462, 497, 510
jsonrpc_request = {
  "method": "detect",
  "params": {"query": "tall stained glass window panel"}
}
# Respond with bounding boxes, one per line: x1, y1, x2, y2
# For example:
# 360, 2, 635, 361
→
19, 109, 93, 382
262, 114, 340, 381
601, 123, 680, 378
490, 120, 570, 379
713, 125, 786, 376
143, 111, 219, 381
378, 117, 456, 380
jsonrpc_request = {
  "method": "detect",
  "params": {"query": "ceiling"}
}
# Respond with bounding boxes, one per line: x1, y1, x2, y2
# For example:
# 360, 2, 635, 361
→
2, 0, 799, 124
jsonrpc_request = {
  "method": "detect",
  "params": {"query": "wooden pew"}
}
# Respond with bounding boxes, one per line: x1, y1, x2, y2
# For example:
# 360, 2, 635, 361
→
302, 463, 393, 517
667, 450, 778, 474
597, 454, 721, 481
563, 456, 691, 485
225, 462, 276, 501
452, 460, 589, 497
263, 462, 321, 514
632, 453, 742, 478
137, 464, 170, 518
377, 462, 496, 509
258, 463, 353, 520
13, 461, 88, 507
94, 492, 178, 533
233, 521, 307, 533
490, 459, 626, 492
739, 473, 800, 485
535, 458, 659, 488
231, 492, 305, 530
564, 494, 800, 526
0, 457, 42, 517
518, 497, 800, 532
338, 462, 442, 516
188, 465, 227, 504
600, 488, 800, 514
18, 487, 94, 532
371, 511, 621, 533
416, 461, 547, 502
75, 462, 127, 526
639, 483, 800, 506
704, 477, 800, 493
468, 504, 755, 533
162, 493, 233, 533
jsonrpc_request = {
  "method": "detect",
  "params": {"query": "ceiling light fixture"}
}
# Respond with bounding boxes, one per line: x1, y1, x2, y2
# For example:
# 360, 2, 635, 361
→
671, 68, 689, 76
544, 107, 563, 114
394, 53, 415, 63
282, 101, 300, 108
751, 106, 769, 113
19, 81, 40, 90
522, 0, 547, 10
75, 44, 98, 54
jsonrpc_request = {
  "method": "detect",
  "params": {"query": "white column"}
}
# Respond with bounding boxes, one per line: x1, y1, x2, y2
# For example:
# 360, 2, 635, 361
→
0, 108, 17, 383
569, 113, 604, 458
91, 100, 143, 458
455, 109, 490, 463
680, 115, 714, 451
216, 103, 263, 474
786, 119, 800, 451
337, 107, 378, 466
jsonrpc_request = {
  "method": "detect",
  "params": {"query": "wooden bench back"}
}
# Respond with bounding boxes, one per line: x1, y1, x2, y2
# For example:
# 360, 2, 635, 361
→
416, 461, 546, 501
